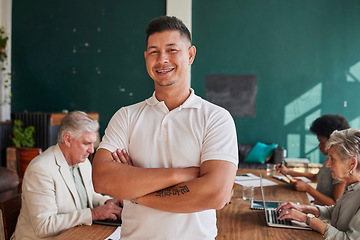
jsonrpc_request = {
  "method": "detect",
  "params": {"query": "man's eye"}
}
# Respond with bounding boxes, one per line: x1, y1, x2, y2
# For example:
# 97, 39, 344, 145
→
149, 51, 158, 55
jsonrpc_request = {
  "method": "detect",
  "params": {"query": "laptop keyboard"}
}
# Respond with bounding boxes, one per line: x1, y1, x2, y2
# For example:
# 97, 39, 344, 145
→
267, 209, 293, 226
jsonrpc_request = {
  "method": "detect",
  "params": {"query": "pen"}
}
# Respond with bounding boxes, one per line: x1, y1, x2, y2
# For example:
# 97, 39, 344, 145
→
279, 160, 284, 168
278, 160, 294, 182
277, 160, 284, 174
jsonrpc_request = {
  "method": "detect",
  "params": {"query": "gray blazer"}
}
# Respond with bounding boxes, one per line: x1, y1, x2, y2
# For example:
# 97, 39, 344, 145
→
12, 144, 111, 239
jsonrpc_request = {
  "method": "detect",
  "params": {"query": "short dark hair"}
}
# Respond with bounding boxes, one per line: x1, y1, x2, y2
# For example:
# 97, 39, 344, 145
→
310, 114, 350, 139
145, 16, 191, 46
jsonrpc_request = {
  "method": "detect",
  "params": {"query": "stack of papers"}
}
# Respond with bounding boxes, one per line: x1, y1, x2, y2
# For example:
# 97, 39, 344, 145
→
234, 173, 277, 187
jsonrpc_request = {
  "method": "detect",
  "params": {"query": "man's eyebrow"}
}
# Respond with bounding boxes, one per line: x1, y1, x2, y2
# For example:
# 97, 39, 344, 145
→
147, 43, 178, 50
166, 43, 177, 47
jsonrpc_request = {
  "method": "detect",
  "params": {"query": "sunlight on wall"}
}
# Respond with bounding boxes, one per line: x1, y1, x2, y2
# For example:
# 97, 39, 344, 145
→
306, 149, 321, 164
304, 111, 322, 163
285, 85, 322, 161
305, 134, 317, 153
305, 109, 321, 130
287, 134, 300, 158
350, 116, 360, 130
305, 134, 321, 163
346, 61, 360, 82
284, 83, 322, 125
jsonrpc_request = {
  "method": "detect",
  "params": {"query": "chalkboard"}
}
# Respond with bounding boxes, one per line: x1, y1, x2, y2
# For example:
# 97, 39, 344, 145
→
206, 74, 257, 117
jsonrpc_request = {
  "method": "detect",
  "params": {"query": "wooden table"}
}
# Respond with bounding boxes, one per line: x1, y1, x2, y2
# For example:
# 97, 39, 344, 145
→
215, 169, 322, 239
51, 224, 117, 240
53, 169, 323, 239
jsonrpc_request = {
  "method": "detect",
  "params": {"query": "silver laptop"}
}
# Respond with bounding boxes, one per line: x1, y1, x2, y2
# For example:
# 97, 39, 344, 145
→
260, 174, 312, 230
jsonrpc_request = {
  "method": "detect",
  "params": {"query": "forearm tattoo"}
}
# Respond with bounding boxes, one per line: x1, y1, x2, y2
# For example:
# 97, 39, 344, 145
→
155, 185, 190, 198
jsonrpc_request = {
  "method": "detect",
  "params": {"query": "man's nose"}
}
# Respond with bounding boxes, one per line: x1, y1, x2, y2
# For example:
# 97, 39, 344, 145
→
88, 144, 94, 153
157, 52, 169, 63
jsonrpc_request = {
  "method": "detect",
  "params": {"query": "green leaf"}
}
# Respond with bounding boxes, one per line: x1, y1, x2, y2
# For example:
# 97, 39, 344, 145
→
10, 120, 36, 148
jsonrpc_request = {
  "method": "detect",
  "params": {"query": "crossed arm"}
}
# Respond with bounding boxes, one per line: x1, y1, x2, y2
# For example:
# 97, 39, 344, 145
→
92, 148, 237, 213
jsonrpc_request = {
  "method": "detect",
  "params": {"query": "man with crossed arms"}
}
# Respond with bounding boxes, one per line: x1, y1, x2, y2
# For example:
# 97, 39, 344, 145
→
93, 16, 238, 240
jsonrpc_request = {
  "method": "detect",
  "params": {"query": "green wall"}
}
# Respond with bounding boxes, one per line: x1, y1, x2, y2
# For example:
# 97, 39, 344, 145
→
11, 0, 360, 163
11, 0, 165, 135
192, 0, 360, 162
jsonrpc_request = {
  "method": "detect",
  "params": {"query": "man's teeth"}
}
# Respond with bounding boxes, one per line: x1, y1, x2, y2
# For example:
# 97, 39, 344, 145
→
157, 69, 172, 73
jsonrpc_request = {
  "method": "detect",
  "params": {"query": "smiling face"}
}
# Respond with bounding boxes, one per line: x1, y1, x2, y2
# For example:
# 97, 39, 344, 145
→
66, 131, 97, 167
144, 30, 196, 90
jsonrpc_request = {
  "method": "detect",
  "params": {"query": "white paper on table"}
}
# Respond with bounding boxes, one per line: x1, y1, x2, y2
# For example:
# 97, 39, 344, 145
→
235, 173, 259, 181
234, 173, 278, 187
104, 226, 121, 240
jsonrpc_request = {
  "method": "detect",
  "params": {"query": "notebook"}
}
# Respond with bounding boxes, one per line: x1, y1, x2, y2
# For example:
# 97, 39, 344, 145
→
260, 174, 312, 230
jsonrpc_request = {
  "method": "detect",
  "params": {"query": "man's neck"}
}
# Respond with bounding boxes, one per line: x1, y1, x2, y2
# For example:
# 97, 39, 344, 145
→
58, 143, 75, 167
155, 87, 191, 111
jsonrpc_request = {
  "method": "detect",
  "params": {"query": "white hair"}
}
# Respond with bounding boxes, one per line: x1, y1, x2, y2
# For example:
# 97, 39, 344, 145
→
326, 128, 360, 171
57, 111, 99, 143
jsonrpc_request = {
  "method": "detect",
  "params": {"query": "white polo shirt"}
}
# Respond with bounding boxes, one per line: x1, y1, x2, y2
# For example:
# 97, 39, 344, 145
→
99, 89, 238, 240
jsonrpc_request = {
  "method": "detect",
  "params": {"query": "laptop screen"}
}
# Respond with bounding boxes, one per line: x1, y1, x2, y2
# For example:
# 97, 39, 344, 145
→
259, 174, 270, 222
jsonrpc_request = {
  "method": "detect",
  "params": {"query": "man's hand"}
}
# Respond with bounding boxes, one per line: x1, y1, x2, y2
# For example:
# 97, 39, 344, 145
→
91, 198, 122, 221
106, 198, 123, 207
112, 149, 133, 166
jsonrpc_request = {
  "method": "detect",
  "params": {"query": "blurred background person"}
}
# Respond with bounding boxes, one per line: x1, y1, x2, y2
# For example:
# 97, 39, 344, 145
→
12, 111, 122, 239
277, 114, 349, 205
277, 128, 360, 238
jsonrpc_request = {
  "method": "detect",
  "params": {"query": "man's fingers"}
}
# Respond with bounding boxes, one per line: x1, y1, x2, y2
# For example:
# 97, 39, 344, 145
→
111, 149, 133, 165
111, 151, 121, 163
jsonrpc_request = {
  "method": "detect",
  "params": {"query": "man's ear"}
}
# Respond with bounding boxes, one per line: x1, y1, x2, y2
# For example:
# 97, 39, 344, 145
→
188, 45, 196, 65
144, 51, 147, 60
63, 133, 72, 147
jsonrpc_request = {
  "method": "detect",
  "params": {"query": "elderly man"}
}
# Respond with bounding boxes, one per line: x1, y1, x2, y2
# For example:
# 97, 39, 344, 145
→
12, 111, 122, 239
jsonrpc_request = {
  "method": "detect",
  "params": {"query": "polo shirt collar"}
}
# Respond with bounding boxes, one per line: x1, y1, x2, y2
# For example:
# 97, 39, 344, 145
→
145, 88, 202, 110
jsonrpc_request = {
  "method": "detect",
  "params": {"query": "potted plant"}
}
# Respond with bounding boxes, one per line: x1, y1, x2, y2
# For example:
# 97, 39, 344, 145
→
0, 26, 8, 54
10, 119, 42, 179
0, 26, 11, 105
